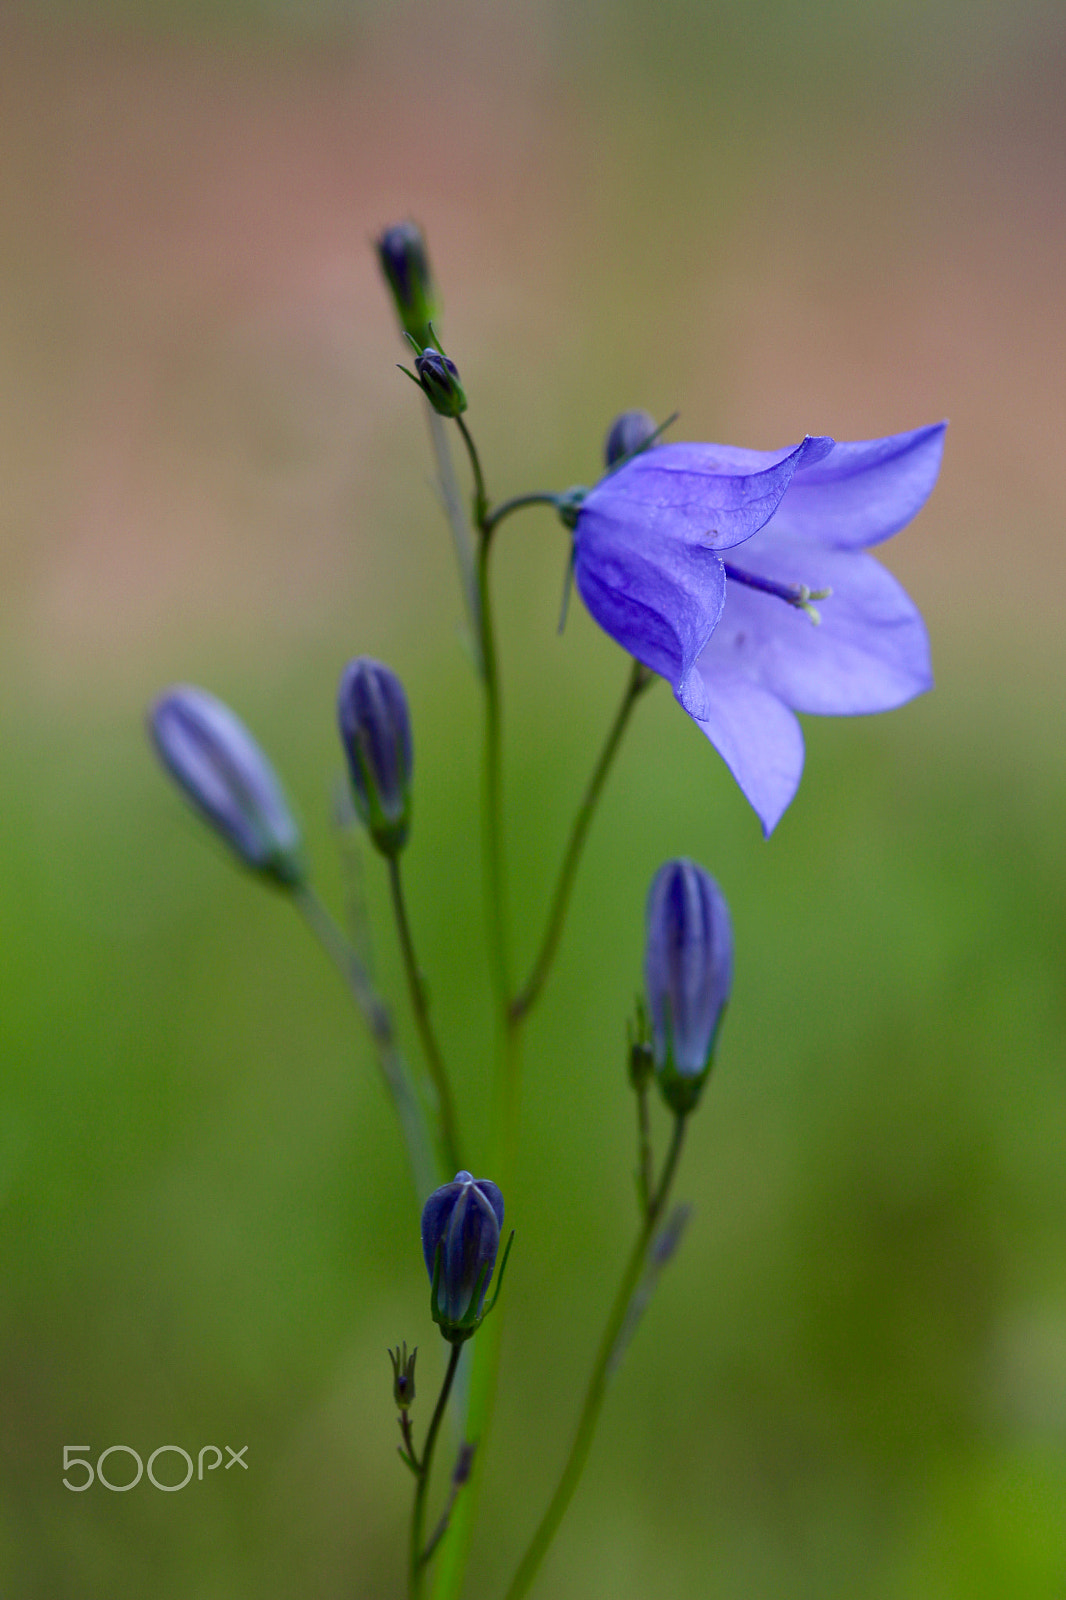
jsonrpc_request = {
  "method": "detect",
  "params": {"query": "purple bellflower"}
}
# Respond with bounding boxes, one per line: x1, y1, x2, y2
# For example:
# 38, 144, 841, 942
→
572, 422, 946, 834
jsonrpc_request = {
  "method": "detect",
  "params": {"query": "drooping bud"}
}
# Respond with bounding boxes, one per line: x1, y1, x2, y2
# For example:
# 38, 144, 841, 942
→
375, 221, 438, 349
388, 1342, 417, 1410
644, 859, 733, 1114
336, 658, 413, 857
603, 408, 659, 469
411, 344, 467, 418
421, 1171, 511, 1343
148, 686, 305, 888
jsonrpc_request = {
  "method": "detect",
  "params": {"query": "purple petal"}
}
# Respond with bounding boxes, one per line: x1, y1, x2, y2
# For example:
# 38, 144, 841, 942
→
706, 532, 932, 715
683, 664, 806, 836
771, 422, 946, 549
580, 434, 835, 552
574, 535, 726, 697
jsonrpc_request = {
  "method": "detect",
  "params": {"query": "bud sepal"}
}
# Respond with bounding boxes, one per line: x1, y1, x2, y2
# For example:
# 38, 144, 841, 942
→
429, 1227, 514, 1345
388, 1341, 418, 1410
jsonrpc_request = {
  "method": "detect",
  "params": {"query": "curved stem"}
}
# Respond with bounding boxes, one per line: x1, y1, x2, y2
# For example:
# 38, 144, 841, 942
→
511, 659, 655, 1023
502, 1114, 688, 1600
388, 856, 463, 1175
455, 416, 489, 527
410, 1342, 464, 1599
292, 884, 440, 1200
483, 492, 562, 535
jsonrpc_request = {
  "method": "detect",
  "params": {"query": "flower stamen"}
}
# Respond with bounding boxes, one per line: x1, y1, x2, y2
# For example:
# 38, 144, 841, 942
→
722, 562, 832, 626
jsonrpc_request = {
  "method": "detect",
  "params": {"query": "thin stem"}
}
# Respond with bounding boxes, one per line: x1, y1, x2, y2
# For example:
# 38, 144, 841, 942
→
427, 414, 522, 1600
388, 856, 463, 1175
475, 500, 512, 1017
292, 884, 440, 1201
635, 1077, 653, 1219
455, 415, 489, 526
483, 492, 562, 535
502, 1114, 689, 1600
425, 405, 483, 677
511, 659, 655, 1023
410, 1342, 464, 1599
422, 1443, 476, 1565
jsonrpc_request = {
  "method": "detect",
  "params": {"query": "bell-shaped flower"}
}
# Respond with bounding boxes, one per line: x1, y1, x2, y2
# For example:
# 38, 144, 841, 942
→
149, 686, 304, 888
644, 859, 733, 1114
421, 1171, 507, 1341
572, 422, 946, 834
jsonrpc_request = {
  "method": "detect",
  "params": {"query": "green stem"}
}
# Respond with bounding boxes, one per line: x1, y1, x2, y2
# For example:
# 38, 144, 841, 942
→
425, 405, 483, 677
453, 415, 512, 1019
455, 415, 489, 528
410, 1342, 464, 1599
502, 1114, 689, 1600
635, 1077, 653, 1219
426, 415, 524, 1600
292, 885, 440, 1200
483, 492, 562, 535
388, 855, 463, 1175
511, 659, 655, 1023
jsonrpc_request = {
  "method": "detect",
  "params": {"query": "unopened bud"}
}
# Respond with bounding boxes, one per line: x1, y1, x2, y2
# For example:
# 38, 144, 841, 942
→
337, 658, 413, 857
387, 1342, 417, 1410
376, 221, 438, 349
604, 409, 659, 469
411, 344, 467, 418
644, 859, 733, 1114
421, 1171, 511, 1343
149, 686, 304, 888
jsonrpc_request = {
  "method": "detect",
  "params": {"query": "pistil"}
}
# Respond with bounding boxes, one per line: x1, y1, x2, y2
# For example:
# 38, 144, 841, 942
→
722, 562, 832, 625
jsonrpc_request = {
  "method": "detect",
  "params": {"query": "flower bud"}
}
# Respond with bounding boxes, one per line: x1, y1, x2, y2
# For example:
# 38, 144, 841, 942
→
604, 408, 659, 469
388, 1342, 417, 1410
337, 658, 413, 857
375, 221, 438, 349
149, 686, 305, 888
413, 346, 467, 418
421, 1171, 505, 1341
644, 859, 733, 1114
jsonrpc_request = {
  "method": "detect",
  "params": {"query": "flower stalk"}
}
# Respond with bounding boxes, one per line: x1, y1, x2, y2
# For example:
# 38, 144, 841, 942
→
511, 657, 655, 1022
409, 1341, 464, 1600
292, 884, 440, 1200
388, 855, 463, 1175
502, 1113, 689, 1600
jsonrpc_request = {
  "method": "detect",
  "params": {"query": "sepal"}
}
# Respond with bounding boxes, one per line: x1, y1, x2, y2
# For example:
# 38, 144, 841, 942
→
429, 1229, 515, 1345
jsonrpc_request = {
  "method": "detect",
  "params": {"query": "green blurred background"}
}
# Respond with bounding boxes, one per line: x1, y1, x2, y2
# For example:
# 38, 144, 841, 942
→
2, 0, 1065, 1594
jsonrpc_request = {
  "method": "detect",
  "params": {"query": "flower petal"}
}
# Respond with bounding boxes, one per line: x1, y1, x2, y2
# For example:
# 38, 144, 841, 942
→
683, 664, 806, 837
579, 434, 835, 552
709, 533, 932, 714
772, 422, 946, 549
574, 534, 726, 696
